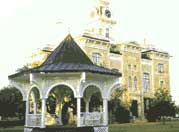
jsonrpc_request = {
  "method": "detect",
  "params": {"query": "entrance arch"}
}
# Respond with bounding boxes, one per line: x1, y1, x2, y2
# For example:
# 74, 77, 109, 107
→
28, 87, 41, 114
45, 84, 76, 126
106, 83, 121, 100
45, 83, 76, 99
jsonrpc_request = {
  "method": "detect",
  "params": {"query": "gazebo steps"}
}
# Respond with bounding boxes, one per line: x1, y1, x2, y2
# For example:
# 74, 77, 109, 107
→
24, 126, 108, 132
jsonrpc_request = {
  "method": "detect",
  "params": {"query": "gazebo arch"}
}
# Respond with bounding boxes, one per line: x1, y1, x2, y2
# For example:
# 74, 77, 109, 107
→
27, 85, 42, 100
9, 84, 26, 101
45, 82, 77, 99
106, 83, 122, 100
81, 83, 103, 98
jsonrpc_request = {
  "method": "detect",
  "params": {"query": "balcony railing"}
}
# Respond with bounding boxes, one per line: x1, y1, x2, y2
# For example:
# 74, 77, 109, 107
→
80, 112, 104, 126
26, 114, 41, 127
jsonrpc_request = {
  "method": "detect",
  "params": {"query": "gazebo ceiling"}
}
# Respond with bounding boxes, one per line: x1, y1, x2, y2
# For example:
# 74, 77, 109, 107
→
9, 34, 121, 79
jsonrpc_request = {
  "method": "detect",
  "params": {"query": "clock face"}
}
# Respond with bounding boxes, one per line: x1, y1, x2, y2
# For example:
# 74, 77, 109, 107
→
105, 9, 111, 18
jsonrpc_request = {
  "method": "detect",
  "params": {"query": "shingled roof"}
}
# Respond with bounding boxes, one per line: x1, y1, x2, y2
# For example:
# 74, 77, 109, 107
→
42, 34, 93, 65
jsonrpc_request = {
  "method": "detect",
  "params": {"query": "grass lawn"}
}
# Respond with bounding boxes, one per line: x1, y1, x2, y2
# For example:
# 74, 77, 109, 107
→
0, 126, 24, 132
109, 121, 179, 132
0, 121, 179, 132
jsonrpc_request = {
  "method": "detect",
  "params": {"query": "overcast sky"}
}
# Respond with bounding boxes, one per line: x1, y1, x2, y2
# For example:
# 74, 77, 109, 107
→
0, 0, 179, 104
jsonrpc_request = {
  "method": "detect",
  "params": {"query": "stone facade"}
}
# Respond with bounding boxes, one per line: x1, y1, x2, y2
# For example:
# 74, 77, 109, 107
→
77, 37, 170, 119
29, 0, 170, 120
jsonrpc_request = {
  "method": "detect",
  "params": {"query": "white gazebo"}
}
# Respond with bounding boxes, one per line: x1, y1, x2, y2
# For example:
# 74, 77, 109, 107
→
8, 34, 122, 132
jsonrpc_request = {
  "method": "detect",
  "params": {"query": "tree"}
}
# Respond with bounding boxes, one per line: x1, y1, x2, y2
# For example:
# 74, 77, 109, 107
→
146, 88, 176, 123
0, 87, 25, 120
16, 64, 30, 72
108, 88, 130, 123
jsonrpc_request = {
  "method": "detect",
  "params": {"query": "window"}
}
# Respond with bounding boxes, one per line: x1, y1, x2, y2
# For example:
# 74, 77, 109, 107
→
128, 76, 132, 89
99, 28, 103, 35
143, 73, 150, 92
134, 65, 137, 70
105, 28, 109, 38
92, 53, 102, 65
158, 63, 164, 73
160, 81, 164, 88
134, 76, 137, 90
128, 64, 131, 71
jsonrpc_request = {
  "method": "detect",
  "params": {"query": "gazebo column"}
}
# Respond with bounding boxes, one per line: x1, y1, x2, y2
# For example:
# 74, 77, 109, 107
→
85, 100, 90, 112
34, 101, 37, 114
25, 100, 29, 127
103, 98, 108, 126
84, 98, 90, 113
32, 93, 37, 114
77, 97, 81, 127
41, 98, 46, 128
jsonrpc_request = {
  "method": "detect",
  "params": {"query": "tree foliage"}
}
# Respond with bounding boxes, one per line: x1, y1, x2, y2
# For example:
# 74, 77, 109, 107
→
109, 88, 130, 123
0, 87, 25, 120
146, 88, 176, 122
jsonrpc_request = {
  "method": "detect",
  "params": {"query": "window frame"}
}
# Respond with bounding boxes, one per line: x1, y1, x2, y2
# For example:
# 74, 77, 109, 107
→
134, 76, 137, 90
158, 63, 164, 73
143, 72, 150, 92
92, 52, 102, 65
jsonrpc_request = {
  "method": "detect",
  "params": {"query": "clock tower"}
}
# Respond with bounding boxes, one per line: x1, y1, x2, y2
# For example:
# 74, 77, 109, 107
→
83, 0, 117, 42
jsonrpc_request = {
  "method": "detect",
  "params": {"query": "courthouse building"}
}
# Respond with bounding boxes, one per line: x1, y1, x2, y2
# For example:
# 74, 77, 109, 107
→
27, 0, 170, 121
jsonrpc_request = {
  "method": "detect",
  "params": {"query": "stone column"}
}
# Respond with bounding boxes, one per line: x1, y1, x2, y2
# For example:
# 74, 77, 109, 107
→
41, 98, 46, 128
139, 97, 145, 120
103, 98, 108, 126
77, 97, 81, 127
25, 100, 29, 127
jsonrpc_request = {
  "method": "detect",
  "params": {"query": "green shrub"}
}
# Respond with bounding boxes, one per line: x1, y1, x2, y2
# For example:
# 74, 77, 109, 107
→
0, 120, 24, 128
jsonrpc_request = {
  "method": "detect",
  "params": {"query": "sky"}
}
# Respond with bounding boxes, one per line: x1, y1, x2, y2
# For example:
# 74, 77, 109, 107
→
0, 0, 179, 104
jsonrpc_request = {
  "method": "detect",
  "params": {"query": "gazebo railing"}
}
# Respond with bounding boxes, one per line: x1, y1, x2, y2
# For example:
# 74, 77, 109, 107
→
80, 112, 104, 126
26, 114, 41, 127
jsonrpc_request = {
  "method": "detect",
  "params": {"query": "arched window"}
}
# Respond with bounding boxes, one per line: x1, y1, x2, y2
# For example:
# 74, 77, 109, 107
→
134, 76, 137, 90
92, 53, 102, 65
128, 76, 132, 89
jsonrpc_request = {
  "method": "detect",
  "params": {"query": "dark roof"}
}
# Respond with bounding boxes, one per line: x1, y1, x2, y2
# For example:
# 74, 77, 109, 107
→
31, 63, 121, 76
31, 34, 121, 76
42, 34, 93, 65
141, 54, 151, 60
82, 35, 110, 42
142, 49, 169, 55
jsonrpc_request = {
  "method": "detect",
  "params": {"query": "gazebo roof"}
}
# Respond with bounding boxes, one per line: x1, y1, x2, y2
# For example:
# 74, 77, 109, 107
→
9, 34, 121, 78
41, 34, 93, 65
